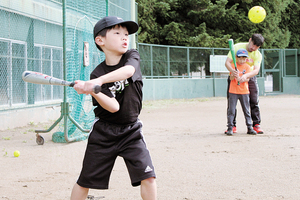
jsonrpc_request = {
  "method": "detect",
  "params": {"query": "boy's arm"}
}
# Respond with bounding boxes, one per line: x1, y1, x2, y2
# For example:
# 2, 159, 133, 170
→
98, 65, 135, 85
225, 57, 239, 78
74, 65, 135, 95
92, 92, 120, 113
226, 59, 238, 81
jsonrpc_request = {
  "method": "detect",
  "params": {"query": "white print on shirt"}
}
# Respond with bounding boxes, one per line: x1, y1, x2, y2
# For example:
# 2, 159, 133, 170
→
238, 70, 246, 76
109, 79, 129, 97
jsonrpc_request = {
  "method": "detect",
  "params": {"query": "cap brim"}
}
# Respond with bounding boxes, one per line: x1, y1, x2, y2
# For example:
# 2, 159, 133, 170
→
119, 21, 139, 34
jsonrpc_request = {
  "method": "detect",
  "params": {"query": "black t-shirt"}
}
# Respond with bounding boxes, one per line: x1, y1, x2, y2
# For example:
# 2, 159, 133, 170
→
91, 49, 143, 125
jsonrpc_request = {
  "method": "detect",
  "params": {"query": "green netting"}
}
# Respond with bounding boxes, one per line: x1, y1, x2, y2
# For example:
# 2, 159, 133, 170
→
53, 0, 134, 143
53, 0, 106, 143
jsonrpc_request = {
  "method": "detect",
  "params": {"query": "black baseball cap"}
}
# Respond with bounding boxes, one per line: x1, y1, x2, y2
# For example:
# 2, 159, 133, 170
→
93, 16, 139, 38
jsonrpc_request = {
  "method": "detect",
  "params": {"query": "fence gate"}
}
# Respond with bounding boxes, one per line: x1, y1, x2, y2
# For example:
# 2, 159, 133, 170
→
261, 49, 299, 94
261, 49, 283, 93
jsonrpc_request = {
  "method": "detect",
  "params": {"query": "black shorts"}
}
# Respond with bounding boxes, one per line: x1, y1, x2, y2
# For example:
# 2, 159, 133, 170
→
77, 119, 156, 189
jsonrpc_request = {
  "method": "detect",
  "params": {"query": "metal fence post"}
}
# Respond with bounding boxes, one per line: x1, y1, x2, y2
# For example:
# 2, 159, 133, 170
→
187, 47, 190, 78
212, 72, 216, 97
150, 45, 153, 78
167, 46, 170, 78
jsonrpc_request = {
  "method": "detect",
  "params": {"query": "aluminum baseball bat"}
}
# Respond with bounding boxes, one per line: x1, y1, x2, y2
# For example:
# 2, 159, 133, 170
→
22, 71, 101, 94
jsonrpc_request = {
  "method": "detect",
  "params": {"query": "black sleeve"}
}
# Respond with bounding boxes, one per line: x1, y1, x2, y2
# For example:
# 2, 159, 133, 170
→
124, 49, 142, 83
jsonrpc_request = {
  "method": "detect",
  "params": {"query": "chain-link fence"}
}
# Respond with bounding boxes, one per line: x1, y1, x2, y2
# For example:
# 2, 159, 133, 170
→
138, 43, 232, 79
138, 43, 299, 81
0, 1, 65, 107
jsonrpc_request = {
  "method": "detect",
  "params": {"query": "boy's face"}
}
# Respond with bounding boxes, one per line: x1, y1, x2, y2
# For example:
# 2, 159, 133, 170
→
236, 56, 247, 65
98, 25, 129, 54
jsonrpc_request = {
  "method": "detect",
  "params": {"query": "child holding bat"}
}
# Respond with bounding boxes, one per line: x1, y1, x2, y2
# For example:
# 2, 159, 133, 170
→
71, 16, 157, 200
225, 48, 257, 136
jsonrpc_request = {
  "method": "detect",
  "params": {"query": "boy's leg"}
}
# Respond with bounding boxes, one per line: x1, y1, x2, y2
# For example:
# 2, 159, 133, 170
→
239, 94, 252, 127
227, 77, 237, 128
119, 120, 156, 197
226, 93, 238, 135
141, 177, 157, 200
228, 93, 238, 128
70, 183, 89, 200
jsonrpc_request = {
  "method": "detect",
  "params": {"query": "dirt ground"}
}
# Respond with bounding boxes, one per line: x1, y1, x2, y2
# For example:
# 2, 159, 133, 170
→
1, 95, 300, 200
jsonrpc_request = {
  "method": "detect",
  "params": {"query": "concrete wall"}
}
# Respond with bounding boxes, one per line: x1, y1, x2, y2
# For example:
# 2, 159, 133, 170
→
143, 79, 214, 100
143, 77, 265, 101
0, 104, 61, 130
282, 77, 300, 95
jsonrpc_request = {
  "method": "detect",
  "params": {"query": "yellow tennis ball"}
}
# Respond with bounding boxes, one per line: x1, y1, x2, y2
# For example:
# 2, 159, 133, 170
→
14, 150, 20, 157
248, 6, 266, 23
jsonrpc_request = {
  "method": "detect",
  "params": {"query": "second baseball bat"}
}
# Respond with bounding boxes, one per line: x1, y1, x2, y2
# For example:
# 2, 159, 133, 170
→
22, 71, 101, 94
228, 39, 240, 85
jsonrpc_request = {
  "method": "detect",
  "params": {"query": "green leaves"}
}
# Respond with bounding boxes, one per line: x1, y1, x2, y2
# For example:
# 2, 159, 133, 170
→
136, 0, 298, 48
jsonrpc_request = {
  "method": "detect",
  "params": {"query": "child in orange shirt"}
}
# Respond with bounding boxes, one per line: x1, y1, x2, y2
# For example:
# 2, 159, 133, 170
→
225, 48, 257, 136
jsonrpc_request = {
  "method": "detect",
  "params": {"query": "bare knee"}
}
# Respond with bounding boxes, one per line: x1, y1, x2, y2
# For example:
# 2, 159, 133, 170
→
70, 183, 89, 200
141, 177, 157, 200
142, 177, 155, 183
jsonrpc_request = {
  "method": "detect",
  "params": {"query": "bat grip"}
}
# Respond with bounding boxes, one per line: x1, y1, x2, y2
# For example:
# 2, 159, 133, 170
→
69, 82, 75, 87
69, 82, 101, 94
93, 85, 102, 94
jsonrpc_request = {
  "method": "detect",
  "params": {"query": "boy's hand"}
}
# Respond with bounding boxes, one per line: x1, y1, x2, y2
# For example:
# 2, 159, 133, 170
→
231, 70, 239, 79
74, 79, 102, 95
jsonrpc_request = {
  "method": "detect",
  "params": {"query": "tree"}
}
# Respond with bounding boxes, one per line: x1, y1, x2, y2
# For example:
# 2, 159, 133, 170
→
281, 0, 300, 48
136, 0, 297, 49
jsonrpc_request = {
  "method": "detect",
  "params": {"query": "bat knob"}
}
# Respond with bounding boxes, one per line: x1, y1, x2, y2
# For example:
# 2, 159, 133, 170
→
93, 85, 102, 94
